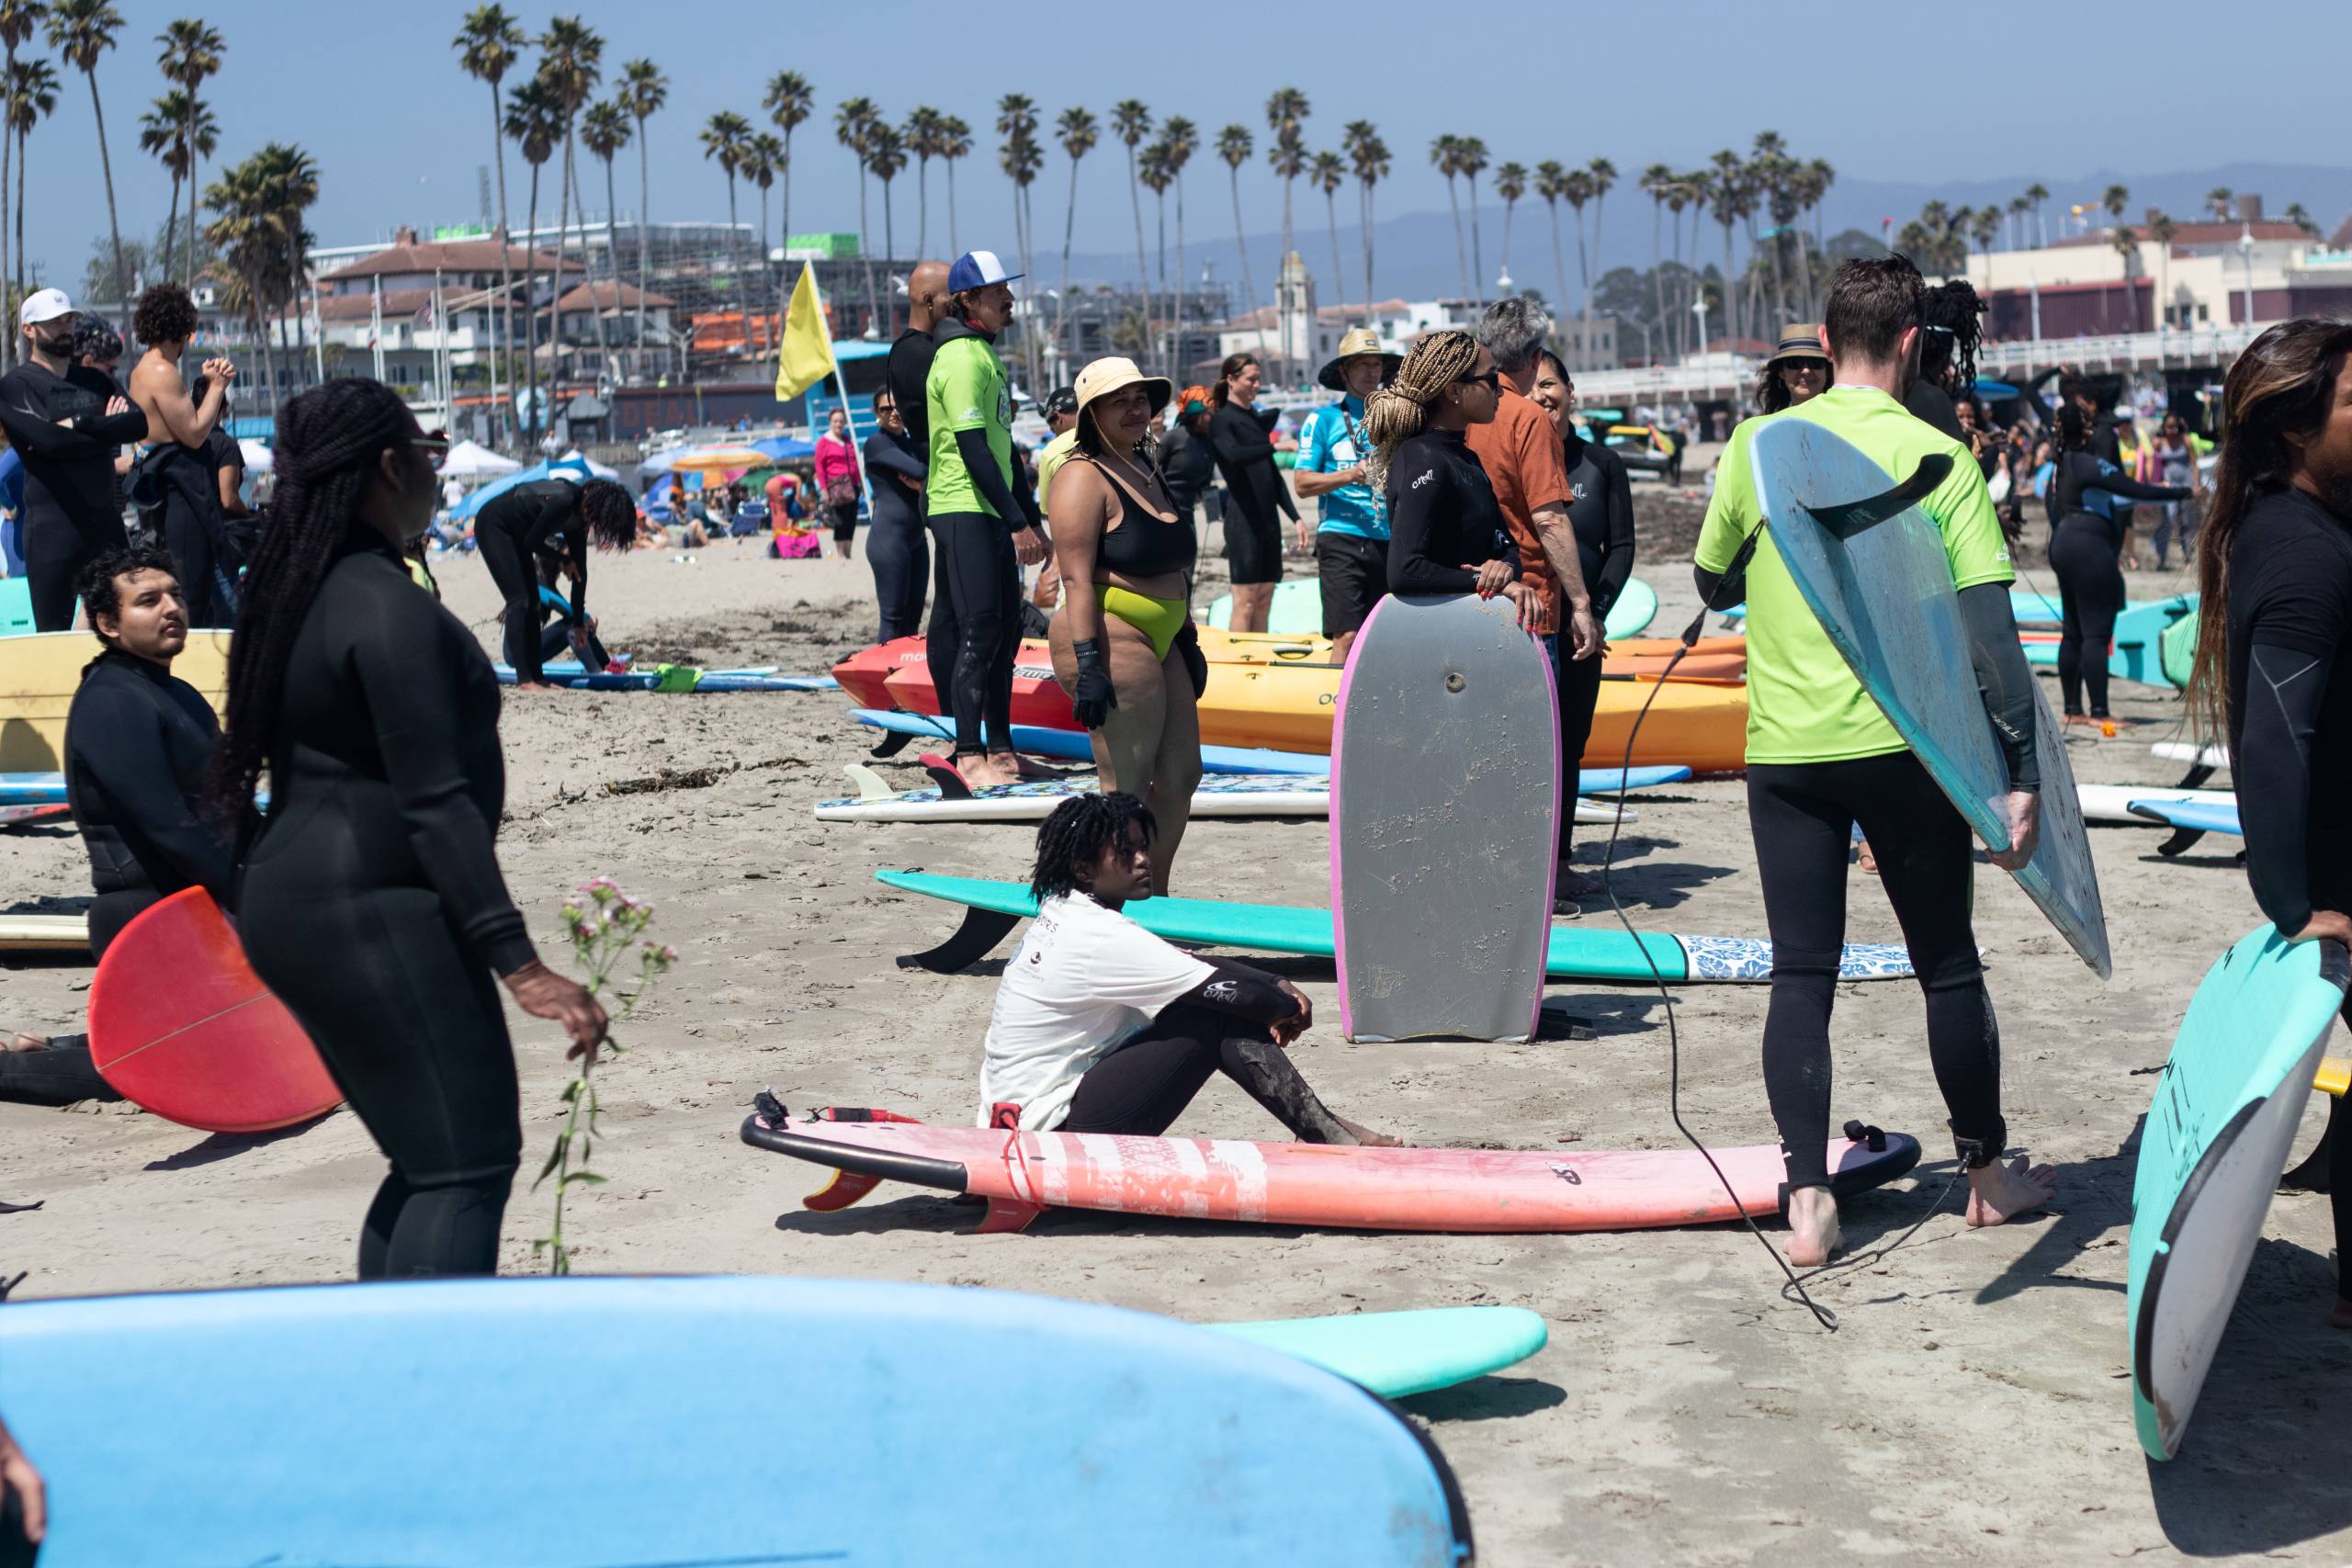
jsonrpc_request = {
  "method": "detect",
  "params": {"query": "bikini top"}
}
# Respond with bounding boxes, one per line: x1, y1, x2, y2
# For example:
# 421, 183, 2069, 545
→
1085, 456, 1195, 580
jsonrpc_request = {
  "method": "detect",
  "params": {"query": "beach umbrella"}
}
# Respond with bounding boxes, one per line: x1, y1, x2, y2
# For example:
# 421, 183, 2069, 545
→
663, 446, 770, 474
450, 456, 624, 522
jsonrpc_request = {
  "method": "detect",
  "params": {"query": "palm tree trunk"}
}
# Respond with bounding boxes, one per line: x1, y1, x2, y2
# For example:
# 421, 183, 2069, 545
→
161, 175, 179, 292
578, 152, 611, 374
1359, 181, 1373, 313
1587, 199, 1606, 325
523, 164, 541, 448
1649, 200, 1666, 365
752, 180, 769, 355
1444, 177, 1467, 300
1174, 172, 1187, 378
635, 124, 650, 384
14, 127, 26, 329
84, 73, 129, 336
181, 94, 197, 284
1719, 220, 1736, 347
552, 132, 575, 389
1152, 185, 1167, 378
777, 130, 793, 348
1126, 145, 1148, 327
879, 177, 895, 336
1, 45, 12, 373
1056, 157, 1080, 380
1546, 205, 1566, 324
854, 168, 875, 340
1571, 208, 1589, 322
1466, 175, 1483, 303
914, 156, 928, 257
492, 82, 514, 446
1325, 189, 1343, 311
1229, 165, 1268, 365
945, 153, 958, 257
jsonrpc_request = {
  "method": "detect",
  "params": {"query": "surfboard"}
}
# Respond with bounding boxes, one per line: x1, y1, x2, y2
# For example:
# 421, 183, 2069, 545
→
1333, 592, 1558, 1043
743, 1105, 1921, 1234
876, 868, 1917, 984
0, 770, 64, 805
0, 574, 32, 634
2110, 594, 2198, 689
493, 661, 834, 692
2129, 926, 2349, 1460
2128, 798, 2242, 837
0, 801, 70, 829
0, 630, 230, 773
1206, 575, 1662, 644
847, 707, 1696, 794
0, 1275, 1471, 1565
1750, 420, 2111, 976
1606, 576, 1658, 638
2161, 606, 2199, 690
86, 887, 341, 1134
1212, 1306, 1546, 1397
2077, 784, 2233, 826
2154, 740, 2230, 771
0, 912, 87, 952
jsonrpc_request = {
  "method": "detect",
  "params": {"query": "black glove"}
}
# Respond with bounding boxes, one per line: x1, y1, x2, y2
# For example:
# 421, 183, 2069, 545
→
1174, 619, 1209, 698
1071, 637, 1117, 730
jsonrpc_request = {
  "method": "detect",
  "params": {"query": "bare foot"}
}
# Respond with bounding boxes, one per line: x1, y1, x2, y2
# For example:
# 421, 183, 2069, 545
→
1004, 752, 1059, 781
1963, 1154, 2055, 1228
957, 755, 1021, 788
1785, 1184, 1842, 1267
1856, 838, 1879, 874
1334, 1114, 1403, 1147
512, 681, 560, 694
6, 1032, 49, 1053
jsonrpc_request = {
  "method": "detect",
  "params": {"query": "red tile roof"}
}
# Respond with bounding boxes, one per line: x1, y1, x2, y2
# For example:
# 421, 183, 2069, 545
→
549, 279, 674, 310
320, 226, 578, 282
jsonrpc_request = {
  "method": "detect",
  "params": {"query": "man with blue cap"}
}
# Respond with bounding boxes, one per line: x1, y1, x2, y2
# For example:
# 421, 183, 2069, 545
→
923, 250, 1050, 787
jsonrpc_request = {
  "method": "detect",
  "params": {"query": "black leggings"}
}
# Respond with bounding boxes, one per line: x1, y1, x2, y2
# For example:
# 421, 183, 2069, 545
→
868, 515, 929, 642
1748, 751, 2002, 1188
923, 511, 1021, 757
24, 514, 123, 630
475, 521, 547, 685
1063, 1004, 1354, 1141
2050, 515, 2125, 717
160, 490, 223, 628
1555, 634, 1605, 860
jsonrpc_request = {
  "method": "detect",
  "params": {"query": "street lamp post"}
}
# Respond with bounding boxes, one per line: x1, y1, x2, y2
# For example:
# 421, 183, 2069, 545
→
2238, 222, 2256, 328
1691, 294, 1709, 360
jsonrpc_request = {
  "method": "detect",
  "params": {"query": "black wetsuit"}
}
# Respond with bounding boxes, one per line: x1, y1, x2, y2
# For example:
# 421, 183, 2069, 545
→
2225, 486, 2352, 1264
239, 532, 537, 1279
130, 438, 233, 626
1382, 428, 1521, 593
2043, 451, 2188, 716
0, 360, 147, 628
887, 326, 935, 457
1157, 421, 1216, 520
1206, 400, 1298, 585
475, 479, 586, 685
1558, 429, 1634, 851
863, 426, 928, 641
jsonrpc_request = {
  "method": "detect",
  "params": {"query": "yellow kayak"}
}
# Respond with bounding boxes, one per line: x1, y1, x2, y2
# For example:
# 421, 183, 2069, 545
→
0, 631, 231, 772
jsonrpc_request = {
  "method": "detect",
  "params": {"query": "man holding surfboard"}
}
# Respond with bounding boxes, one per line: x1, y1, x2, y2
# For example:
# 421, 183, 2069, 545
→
1695, 255, 2053, 1266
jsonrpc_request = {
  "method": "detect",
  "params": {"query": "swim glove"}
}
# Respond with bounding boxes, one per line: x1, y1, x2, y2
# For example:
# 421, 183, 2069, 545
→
1071, 638, 1117, 729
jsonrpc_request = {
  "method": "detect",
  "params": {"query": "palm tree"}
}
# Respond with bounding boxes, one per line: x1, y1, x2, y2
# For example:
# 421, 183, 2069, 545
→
1534, 162, 1568, 323
46, 0, 127, 333
617, 60, 664, 378
1430, 134, 1466, 299
937, 113, 970, 257
4, 56, 56, 332
507, 77, 562, 439
139, 90, 212, 288
1705, 153, 1743, 342
2023, 181, 2049, 247
865, 119, 905, 335
1109, 98, 1151, 307
904, 105, 944, 255
1160, 115, 1196, 368
1262, 87, 1308, 366
2101, 184, 2131, 229
456, 6, 526, 442
582, 98, 630, 365
2006, 192, 2030, 253
155, 18, 219, 286
254, 141, 318, 378
2284, 201, 2320, 239
1456, 137, 1489, 305
0, 0, 40, 370
701, 108, 752, 236
1216, 123, 1267, 360
2110, 222, 2142, 330
741, 131, 781, 353
1309, 149, 1347, 307
1804, 158, 1835, 273
759, 69, 810, 347
1138, 139, 1170, 373
1747, 138, 1788, 328
1052, 105, 1096, 371
832, 96, 879, 335
997, 98, 1042, 387
1343, 121, 1386, 311
1561, 167, 1593, 320
1492, 162, 1524, 293
537, 17, 602, 384
2145, 210, 2176, 329
2205, 186, 2233, 222
203, 154, 284, 402
1584, 157, 1616, 324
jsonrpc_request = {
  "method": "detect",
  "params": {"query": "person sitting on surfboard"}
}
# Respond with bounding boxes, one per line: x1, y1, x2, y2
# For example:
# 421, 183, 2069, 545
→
1694, 254, 2052, 1267
979, 792, 1396, 1145
4, 543, 229, 1107
2184, 317, 2352, 1326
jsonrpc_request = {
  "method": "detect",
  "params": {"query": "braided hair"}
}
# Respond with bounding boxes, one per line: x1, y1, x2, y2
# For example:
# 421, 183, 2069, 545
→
1360, 330, 1481, 494
1029, 792, 1159, 903
204, 378, 424, 823
1918, 280, 1985, 399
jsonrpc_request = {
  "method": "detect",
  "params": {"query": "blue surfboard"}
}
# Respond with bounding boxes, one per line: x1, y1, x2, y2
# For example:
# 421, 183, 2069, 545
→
2130, 928, 2348, 1459
0, 770, 65, 806
1750, 420, 2110, 976
2128, 797, 2242, 837
0, 1276, 1473, 1565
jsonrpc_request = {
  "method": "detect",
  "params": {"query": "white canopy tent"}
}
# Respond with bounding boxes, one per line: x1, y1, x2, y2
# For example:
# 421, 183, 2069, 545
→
442, 439, 523, 479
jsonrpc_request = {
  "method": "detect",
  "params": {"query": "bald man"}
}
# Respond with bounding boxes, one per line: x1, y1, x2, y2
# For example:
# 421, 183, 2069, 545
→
889, 259, 951, 455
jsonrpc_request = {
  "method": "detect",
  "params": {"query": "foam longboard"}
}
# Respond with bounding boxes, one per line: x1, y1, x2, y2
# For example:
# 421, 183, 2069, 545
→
0, 912, 88, 952
0, 1276, 1471, 1564
2130, 927, 2348, 1460
2077, 784, 2233, 826
815, 766, 1637, 827
1211, 1306, 1546, 1397
2128, 798, 2242, 837
1751, 420, 2110, 976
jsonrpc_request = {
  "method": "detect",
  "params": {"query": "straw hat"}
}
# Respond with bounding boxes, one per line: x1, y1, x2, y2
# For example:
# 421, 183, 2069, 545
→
1317, 326, 1403, 391
1073, 356, 1172, 421
1767, 323, 1830, 367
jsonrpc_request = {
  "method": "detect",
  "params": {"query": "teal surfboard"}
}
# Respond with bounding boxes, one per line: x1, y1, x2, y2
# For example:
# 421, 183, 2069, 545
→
1204, 575, 1659, 642
1604, 576, 1658, 639
2129, 927, 2347, 1460
1750, 420, 2111, 976
2109, 594, 2197, 689
0, 575, 31, 635
878, 868, 1917, 984
1214, 1305, 1547, 1398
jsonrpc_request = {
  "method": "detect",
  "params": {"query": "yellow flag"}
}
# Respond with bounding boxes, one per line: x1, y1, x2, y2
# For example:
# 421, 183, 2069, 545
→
774, 263, 835, 400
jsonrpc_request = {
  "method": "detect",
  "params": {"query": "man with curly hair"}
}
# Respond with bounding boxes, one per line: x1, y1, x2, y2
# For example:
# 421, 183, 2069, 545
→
127, 283, 240, 625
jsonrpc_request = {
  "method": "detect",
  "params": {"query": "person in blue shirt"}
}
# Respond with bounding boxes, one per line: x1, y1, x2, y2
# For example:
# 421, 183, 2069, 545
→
1295, 328, 1400, 663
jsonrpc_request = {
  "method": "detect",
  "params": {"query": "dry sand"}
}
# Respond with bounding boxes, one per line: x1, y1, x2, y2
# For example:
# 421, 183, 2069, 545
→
5, 516, 2349, 1565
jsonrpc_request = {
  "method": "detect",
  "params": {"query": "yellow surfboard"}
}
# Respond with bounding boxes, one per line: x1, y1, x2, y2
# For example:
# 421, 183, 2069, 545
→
0, 631, 230, 772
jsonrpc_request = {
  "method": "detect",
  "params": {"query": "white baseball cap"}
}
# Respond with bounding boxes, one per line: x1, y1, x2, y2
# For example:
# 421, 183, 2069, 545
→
18, 288, 74, 326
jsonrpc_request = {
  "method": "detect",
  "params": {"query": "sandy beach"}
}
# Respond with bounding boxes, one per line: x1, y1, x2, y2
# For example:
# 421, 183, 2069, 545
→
4, 519, 2345, 1565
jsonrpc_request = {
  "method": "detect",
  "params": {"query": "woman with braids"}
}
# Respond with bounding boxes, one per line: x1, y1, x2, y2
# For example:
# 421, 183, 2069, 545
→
212, 378, 605, 1280
1905, 280, 1984, 442
1360, 330, 1538, 629
471, 469, 639, 689
1045, 357, 1206, 893
2044, 401, 2192, 723
979, 792, 1395, 1145
1755, 323, 1831, 415
2185, 319, 2352, 1325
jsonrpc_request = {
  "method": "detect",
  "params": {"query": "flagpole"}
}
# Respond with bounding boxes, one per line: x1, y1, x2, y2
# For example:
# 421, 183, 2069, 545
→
811, 266, 867, 492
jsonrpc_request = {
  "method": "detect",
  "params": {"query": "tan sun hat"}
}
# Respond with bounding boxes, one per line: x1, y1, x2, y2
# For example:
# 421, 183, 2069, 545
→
1073, 355, 1173, 422
1317, 326, 1403, 391
1767, 323, 1830, 367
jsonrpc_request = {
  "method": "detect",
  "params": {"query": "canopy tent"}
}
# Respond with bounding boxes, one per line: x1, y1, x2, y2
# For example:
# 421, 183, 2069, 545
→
441, 439, 522, 479
237, 438, 274, 473
449, 453, 622, 522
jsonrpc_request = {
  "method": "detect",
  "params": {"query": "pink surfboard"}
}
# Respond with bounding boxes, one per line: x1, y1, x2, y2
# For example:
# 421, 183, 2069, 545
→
87, 887, 342, 1134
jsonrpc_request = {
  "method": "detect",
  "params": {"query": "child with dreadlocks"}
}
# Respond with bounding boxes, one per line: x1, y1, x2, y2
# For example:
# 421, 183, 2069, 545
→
978, 792, 1396, 1144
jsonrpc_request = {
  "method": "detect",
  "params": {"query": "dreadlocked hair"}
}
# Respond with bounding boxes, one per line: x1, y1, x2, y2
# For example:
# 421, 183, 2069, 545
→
578, 478, 639, 549
1029, 791, 1159, 903
1919, 281, 1985, 396
1360, 330, 1481, 495
203, 378, 423, 825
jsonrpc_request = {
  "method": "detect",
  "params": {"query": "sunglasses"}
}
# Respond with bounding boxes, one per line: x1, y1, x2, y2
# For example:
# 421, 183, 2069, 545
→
409, 434, 450, 471
1455, 369, 1501, 392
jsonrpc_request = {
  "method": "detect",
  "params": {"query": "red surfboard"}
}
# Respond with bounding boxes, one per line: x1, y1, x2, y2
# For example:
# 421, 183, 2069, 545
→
87, 887, 342, 1134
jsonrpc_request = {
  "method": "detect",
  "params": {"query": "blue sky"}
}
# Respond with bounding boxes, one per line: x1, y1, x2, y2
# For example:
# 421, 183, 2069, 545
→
17, 0, 2348, 291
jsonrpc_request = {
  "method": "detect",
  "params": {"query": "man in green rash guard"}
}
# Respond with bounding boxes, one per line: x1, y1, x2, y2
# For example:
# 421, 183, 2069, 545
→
922, 249, 1050, 788
1694, 254, 2053, 1268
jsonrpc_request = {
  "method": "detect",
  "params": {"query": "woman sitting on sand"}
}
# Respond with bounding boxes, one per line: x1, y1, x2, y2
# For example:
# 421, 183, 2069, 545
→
979, 793, 1395, 1146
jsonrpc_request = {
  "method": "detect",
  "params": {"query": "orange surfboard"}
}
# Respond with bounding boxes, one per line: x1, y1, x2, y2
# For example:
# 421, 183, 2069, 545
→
87, 888, 341, 1133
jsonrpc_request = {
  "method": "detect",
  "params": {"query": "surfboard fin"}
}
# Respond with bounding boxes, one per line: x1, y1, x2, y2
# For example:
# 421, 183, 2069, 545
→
897, 906, 1022, 973
1798, 453, 1955, 540
867, 728, 917, 760
917, 753, 976, 800
803, 1170, 885, 1212
842, 764, 900, 803
972, 1196, 1046, 1234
